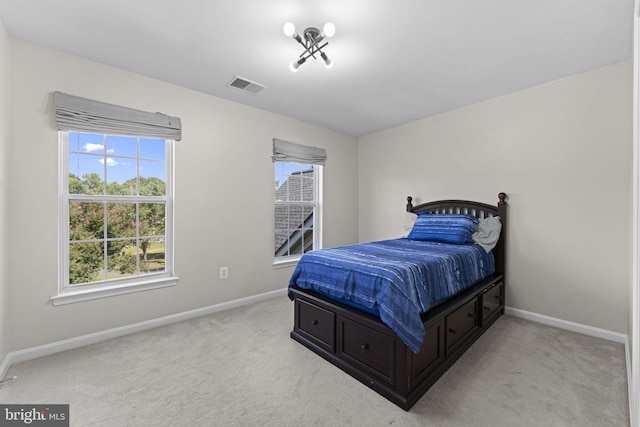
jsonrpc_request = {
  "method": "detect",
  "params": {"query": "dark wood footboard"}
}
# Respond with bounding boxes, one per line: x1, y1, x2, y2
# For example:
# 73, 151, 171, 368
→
290, 274, 504, 410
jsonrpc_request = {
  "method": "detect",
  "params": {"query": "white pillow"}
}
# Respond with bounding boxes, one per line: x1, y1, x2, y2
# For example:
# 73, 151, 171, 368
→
401, 212, 417, 237
472, 216, 502, 252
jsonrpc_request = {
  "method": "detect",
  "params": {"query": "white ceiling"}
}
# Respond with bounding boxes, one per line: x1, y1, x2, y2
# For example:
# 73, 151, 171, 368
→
0, 0, 634, 136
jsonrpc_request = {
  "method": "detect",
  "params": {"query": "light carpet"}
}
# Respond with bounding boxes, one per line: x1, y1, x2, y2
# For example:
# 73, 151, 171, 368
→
0, 296, 629, 426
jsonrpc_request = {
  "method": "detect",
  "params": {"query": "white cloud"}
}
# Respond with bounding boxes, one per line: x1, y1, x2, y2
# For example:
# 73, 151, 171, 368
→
83, 143, 114, 154
84, 143, 103, 153
98, 157, 118, 166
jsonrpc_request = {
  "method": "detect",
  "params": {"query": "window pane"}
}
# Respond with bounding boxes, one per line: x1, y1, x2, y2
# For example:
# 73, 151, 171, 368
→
274, 205, 289, 255
68, 153, 105, 195
141, 238, 165, 274
69, 202, 104, 241
288, 242, 302, 256
107, 240, 137, 280
140, 161, 166, 196
69, 241, 104, 285
274, 205, 313, 257
140, 203, 166, 236
274, 162, 314, 202
106, 135, 137, 158
300, 207, 314, 254
107, 203, 136, 238
289, 205, 306, 230
106, 159, 138, 195
68, 132, 104, 154
300, 174, 314, 201
140, 138, 166, 161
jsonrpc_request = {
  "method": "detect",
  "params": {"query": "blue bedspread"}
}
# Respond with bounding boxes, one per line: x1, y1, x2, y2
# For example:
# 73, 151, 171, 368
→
288, 238, 495, 353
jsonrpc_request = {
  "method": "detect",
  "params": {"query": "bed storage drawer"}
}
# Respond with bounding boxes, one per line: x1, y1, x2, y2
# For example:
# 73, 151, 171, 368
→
295, 299, 336, 352
338, 316, 395, 384
481, 281, 504, 323
445, 299, 478, 353
411, 320, 444, 383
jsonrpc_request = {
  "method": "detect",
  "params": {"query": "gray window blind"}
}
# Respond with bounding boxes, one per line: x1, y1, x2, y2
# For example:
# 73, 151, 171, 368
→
54, 91, 182, 141
272, 138, 326, 165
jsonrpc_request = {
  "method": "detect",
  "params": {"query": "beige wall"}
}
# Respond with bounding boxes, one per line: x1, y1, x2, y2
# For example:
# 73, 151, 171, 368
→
359, 61, 633, 334
4, 35, 633, 352
6, 40, 359, 351
0, 18, 9, 361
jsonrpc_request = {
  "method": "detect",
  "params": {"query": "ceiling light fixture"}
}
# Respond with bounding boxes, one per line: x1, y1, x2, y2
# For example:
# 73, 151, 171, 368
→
284, 22, 335, 72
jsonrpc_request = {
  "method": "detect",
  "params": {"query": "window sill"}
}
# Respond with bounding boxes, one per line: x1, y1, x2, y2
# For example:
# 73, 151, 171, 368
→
272, 257, 301, 269
51, 276, 179, 306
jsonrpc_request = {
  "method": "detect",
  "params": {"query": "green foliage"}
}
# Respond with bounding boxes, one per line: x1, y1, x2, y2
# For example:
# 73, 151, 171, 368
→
69, 202, 104, 240
68, 173, 166, 285
140, 176, 165, 196
83, 173, 104, 194
69, 242, 102, 284
68, 173, 85, 194
109, 251, 139, 275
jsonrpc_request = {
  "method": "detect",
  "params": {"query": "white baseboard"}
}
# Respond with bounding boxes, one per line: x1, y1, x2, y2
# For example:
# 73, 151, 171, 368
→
0, 353, 12, 384
505, 306, 627, 343
0, 288, 288, 381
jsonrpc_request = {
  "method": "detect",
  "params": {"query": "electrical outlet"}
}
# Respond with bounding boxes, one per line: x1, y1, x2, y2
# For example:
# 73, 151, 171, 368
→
219, 266, 229, 279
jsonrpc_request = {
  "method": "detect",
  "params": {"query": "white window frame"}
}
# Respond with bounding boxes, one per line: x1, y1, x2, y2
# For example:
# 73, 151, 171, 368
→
52, 131, 178, 305
273, 163, 323, 268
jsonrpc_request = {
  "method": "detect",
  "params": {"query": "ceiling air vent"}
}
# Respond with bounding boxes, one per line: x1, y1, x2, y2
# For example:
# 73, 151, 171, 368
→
227, 76, 266, 95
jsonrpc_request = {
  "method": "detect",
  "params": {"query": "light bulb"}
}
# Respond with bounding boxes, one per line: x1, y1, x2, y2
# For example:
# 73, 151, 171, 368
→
322, 22, 336, 38
321, 52, 333, 68
290, 57, 306, 72
283, 22, 296, 37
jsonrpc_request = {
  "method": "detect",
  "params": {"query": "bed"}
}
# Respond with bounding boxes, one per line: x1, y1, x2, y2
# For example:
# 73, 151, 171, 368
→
288, 193, 507, 410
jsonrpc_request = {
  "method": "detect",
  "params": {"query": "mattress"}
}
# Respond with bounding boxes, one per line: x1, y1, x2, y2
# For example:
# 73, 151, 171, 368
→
288, 238, 495, 352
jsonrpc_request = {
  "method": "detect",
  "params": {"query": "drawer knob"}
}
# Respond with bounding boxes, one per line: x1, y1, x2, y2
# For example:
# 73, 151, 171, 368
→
448, 328, 456, 335
484, 306, 490, 311
360, 344, 369, 352
310, 320, 318, 326
467, 313, 475, 319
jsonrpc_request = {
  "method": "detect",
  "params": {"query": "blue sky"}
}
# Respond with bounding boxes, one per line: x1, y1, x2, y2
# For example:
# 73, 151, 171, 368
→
68, 132, 166, 184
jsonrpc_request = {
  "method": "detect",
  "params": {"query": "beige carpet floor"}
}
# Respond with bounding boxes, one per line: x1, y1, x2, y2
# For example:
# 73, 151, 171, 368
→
0, 296, 630, 426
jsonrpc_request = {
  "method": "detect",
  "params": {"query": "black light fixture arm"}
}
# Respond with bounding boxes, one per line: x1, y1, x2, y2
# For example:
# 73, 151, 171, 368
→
284, 21, 335, 71
299, 41, 328, 61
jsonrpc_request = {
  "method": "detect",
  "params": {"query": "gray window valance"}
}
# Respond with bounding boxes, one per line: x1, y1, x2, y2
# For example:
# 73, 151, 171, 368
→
54, 91, 182, 141
272, 138, 326, 166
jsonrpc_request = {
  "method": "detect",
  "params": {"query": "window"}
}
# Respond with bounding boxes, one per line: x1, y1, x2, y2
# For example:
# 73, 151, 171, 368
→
62, 131, 173, 284
52, 92, 181, 304
272, 138, 326, 265
274, 162, 322, 260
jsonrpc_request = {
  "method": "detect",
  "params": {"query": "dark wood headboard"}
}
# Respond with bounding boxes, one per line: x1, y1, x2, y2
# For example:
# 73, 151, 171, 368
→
406, 193, 507, 276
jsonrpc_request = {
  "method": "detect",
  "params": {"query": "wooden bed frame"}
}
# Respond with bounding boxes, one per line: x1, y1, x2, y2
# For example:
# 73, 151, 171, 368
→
289, 193, 507, 410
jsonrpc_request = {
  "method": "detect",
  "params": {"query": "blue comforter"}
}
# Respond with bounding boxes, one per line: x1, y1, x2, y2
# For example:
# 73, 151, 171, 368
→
288, 238, 495, 353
